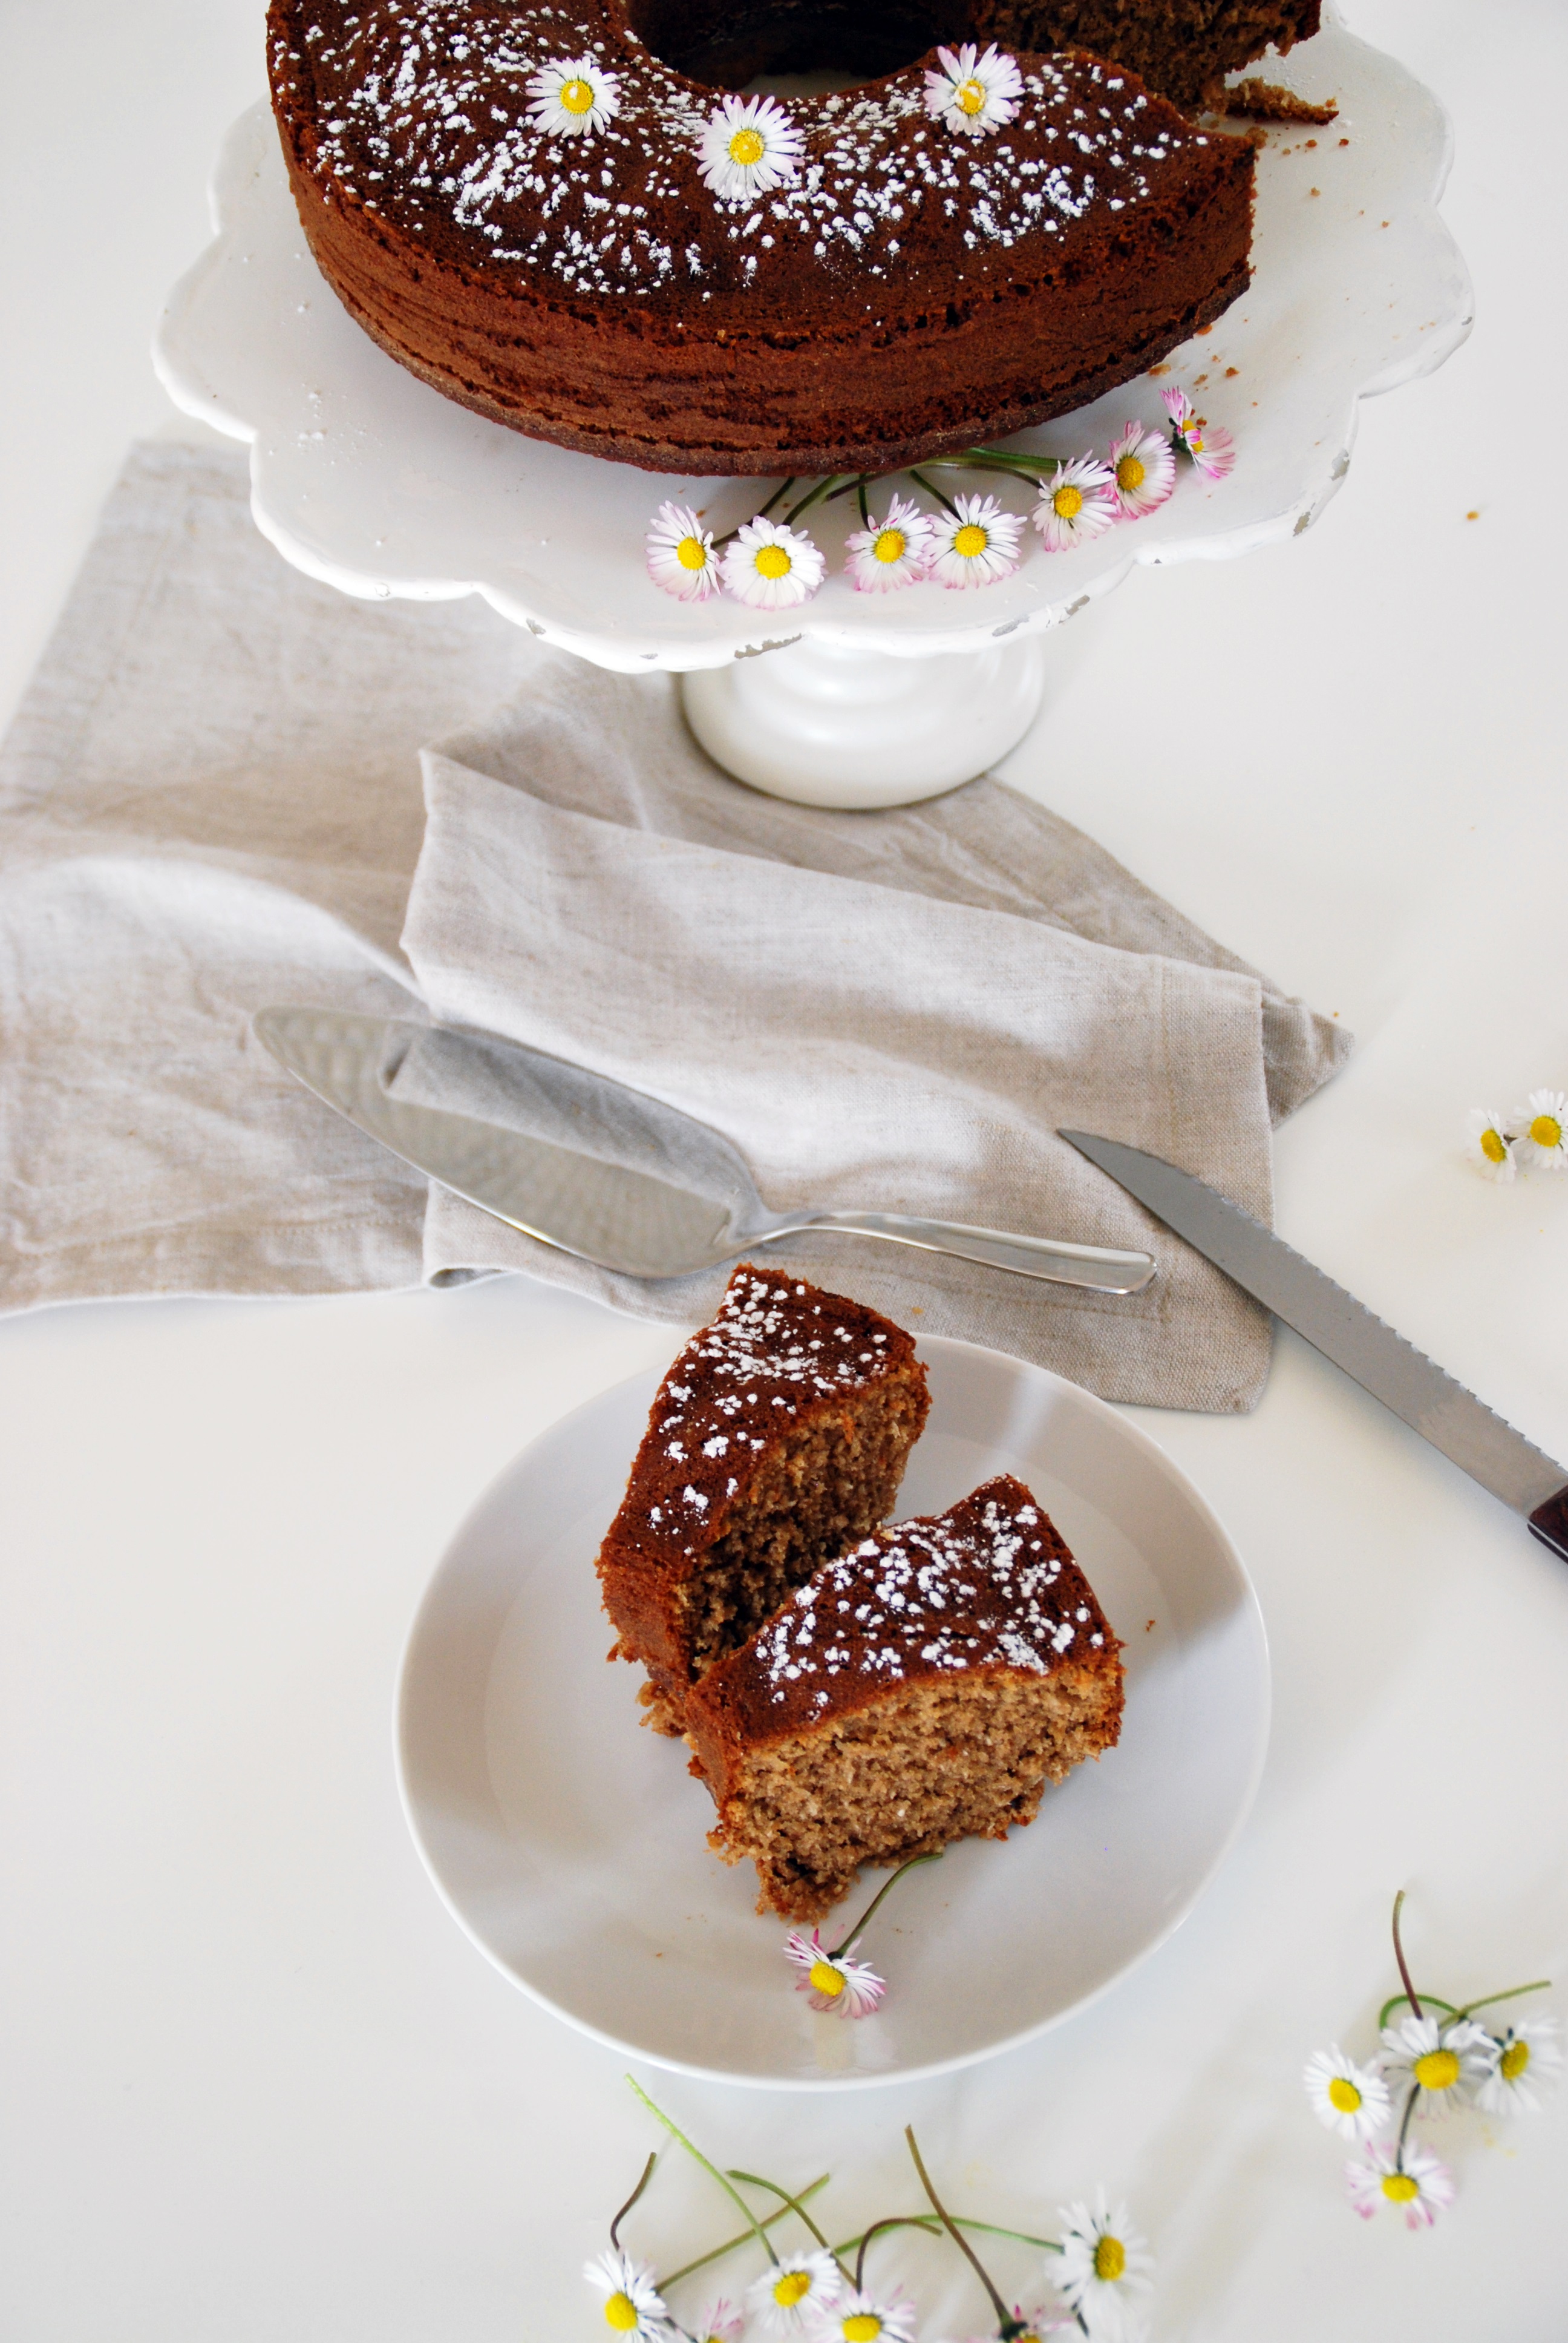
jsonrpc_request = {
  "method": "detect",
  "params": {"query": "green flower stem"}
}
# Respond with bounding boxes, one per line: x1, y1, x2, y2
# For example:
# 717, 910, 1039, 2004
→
610, 2150, 659, 2252
1451, 1978, 1552, 2024
905, 2127, 1024, 2341
729, 2171, 848, 2279
907, 469, 960, 519
832, 2215, 1060, 2259
755, 477, 796, 523
661, 2179, 830, 2290
1377, 1990, 1457, 2033
1395, 2079, 1419, 2167
856, 477, 872, 527
828, 1850, 944, 1961
783, 474, 851, 528
625, 2076, 779, 2265
1391, 1889, 1423, 2022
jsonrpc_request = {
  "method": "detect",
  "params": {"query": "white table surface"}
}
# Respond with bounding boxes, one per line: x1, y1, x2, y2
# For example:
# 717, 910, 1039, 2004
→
2, 4, 1566, 2336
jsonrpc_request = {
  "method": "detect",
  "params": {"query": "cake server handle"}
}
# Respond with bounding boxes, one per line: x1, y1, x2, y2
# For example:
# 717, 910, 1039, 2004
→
757, 1211, 1157, 1294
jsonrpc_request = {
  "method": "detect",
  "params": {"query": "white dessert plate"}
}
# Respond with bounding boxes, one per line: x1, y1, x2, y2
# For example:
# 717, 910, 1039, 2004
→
396, 1334, 1269, 2088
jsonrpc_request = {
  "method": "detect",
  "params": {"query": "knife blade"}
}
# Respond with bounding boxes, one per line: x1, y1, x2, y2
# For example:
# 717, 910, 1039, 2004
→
1059, 1130, 1568, 1562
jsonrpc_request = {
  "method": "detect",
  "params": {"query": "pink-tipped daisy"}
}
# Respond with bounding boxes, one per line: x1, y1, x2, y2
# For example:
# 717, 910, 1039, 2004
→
526, 54, 622, 138
815, 2289, 917, 2343
923, 42, 1024, 138
1162, 385, 1236, 480
1105, 421, 1177, 519
692, 2301, 744, 2343
927, 493, 1023, 588
784, 1928, 886, 2017
645, 502, 721, 601
1345, 2138, 1454, 2230
1304, 2046, 1392, 2143
844, 494, 935, 592
1465, 1107, 1517, 1183
584, 2249, 671, 2342
1475, 2016, 1563, 2114
697, 94, 803, 202
721, 516, 825, 609
1512, 1089, 1568, 1171
1033, 455, 1119, 551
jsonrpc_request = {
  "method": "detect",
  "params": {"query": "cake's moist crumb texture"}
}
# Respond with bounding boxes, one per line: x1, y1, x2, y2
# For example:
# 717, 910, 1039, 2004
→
598, 1265, 930, 1733
266, 0, 1319, 474
685, 1473, 1125, 1918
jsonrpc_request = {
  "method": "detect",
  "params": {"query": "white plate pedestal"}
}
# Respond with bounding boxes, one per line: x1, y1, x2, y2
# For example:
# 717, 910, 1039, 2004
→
681, 632, 1045, 807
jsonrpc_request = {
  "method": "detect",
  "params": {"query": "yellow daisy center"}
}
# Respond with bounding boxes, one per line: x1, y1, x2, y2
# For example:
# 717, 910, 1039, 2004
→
1053, 484, 1083, 519
560, 76, 596, 115
809, 1958, 846, 1996
1529, 1113, 1562, 1149
754, 543, 792, 579
956, 77, 987, 115
1381, 2172, 1420, 2204
843, 2318, 883, 2341
1480, 1126, 1508, 1164
729, 126, 766, 166
1116, 454, 1145, 492
1501, 2039, 1530, 2080
676, 534, 708, 571
773, 2273, 812, 2309
874, 528, 907, 564
1327, 2076, 1362, 2114
1093, 2235, 1126, 2282
606, 2293, 640, 2332
1413, 2048, 1461, 2092
953, 523, 988, 558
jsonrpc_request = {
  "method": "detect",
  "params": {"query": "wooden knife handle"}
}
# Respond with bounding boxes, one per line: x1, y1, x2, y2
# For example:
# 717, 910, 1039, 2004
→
1528, 1486, 1568, 1561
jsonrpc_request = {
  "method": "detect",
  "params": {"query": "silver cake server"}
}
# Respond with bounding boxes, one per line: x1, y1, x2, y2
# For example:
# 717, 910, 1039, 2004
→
1060, 1129, 1568, 1561
253, 1008, 1155, 1294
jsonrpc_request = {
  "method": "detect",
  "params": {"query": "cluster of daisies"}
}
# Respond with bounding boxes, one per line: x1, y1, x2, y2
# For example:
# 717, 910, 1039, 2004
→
646, 390, 1235, 611
526, 41, 1028, 200
1465, 1090, 1568, 1184
1303, 1892, 1558, 2230
590, 2085, 1155, 2343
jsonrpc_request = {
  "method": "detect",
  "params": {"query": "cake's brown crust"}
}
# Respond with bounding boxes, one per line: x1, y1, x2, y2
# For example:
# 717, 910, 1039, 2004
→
597, 1264, 930, 1714
263, 3, 1298, 476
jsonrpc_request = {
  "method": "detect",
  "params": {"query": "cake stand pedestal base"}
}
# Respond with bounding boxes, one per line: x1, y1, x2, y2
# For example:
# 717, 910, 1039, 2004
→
680, 634, 1045, 808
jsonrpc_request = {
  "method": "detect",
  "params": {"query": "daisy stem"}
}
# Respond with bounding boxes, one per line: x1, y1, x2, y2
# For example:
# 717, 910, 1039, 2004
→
783, 474, 850, 528
907, 468, 961, 519
610, 2151, 659, 2253
904, 2127, 1024, 2340
660, 2178, 831, 2289
828, 1850, 944, 1961
624, 2076, 779, 2265
834, 2215, 1063, 2286
1391, 1889, 1423, 2021
728, 2171, 850, 2282
1377, 1991, 1456, 2031
1395, 2080, 1419, 2167
930, 448, 1056, 481
754, 478, 797, 523
856, 478, 872, 527
1449, 1978, 1553, 2025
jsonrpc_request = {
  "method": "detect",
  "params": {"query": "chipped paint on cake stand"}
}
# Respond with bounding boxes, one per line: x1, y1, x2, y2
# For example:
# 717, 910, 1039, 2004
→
155, 8, 1470, 807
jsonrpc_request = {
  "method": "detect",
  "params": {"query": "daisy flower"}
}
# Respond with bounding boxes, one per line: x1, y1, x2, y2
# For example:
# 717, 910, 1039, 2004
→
645, 502, 722, 601
1512, 1088, 1568, 1171
526, 54, 621, 139
1105, 421, 1177, 520
698, 94, 803, 202
927, 493, 1023, 589
1056, 2189, 1153, 2335
1465, 1107, 1517, 1183
721, 516, 825, 609
1162, 385, 1236, 480
584, 2248, 671, 2342
1475, 2016, 1563, 2114
745, 2250, 841, 2335
784, 1927, 887, 2017
1345, 2137, 1454, 2230
923, 42, 1024, 138
1379, 2012, 1497, 2115
691, 2301, 744, 2343
1303, 2046, 1392, 2142
1033, 455, 1118, 552
844, 494, 934, 593
815, 2289, 917, 2343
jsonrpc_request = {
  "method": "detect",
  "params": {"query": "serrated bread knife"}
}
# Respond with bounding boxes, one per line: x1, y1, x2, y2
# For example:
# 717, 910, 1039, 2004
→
1059, 1129, 1568, 1562
252, 1008, 1158, 1293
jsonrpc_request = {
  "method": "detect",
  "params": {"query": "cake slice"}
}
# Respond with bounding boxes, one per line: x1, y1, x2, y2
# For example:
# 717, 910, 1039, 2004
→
596, 1265, 930, 1734
684, 1475, 1124, 1921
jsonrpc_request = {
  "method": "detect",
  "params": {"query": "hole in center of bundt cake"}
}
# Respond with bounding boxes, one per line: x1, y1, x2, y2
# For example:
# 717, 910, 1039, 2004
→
627, 0, 970, 93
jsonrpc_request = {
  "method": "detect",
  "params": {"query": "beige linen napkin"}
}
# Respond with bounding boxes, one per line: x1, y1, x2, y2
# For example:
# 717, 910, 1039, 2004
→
0, 439, 1350, 1410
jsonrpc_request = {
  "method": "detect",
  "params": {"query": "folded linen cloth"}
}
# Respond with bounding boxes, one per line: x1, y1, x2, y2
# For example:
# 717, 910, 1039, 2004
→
0, 439, 1351, 1410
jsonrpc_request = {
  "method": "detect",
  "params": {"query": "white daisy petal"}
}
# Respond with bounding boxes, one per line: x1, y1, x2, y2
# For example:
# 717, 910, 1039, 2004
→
584, 2248, 670, 2342
1056, 2188, 1153, 2335
927, 493, 1022, 589
1303, 2045, 1392, 2141
1512, 1089, 1568, 1171
1345, 2136, 1454, 2229
844, 494, 935, 593
693, 2298, 744, 2343
720, 516, 825, 610
1465, 1106, 1517, 1182
1475, 2016, 1562, 2113
923, 42, 1024, 139
1379, 2013, 1497, 2115
526, 54, 621, 139
815, 2289, 917, 2343
745, 2250, 842, 2335
698, 94, 804, 202
1105, 422, 1177, 520
646, 501, 722, 601
783, 1927, 886, 2016
1033, 455, 1119, 552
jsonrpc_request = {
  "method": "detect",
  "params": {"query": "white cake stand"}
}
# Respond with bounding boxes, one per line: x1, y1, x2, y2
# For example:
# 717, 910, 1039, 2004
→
155, 8, 1469, 808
